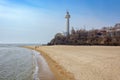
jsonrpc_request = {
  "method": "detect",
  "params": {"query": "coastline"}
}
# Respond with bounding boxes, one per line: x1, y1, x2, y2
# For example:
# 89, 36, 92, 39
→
32, 49, 56, 80
26, 45, 120, 80
25, 46, 75, 80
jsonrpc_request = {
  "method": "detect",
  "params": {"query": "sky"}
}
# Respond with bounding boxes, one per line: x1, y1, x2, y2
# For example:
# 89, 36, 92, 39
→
0, 0, 120, 44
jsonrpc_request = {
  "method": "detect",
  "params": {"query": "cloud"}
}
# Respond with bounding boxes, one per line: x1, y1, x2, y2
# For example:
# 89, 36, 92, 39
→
0, 1, 65, 43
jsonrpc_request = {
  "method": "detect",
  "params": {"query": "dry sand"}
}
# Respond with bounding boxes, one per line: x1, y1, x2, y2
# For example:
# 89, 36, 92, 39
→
27, 46, 120, 80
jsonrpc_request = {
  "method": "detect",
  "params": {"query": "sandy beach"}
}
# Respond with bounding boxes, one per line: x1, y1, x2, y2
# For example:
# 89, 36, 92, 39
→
27, 46, 120, 80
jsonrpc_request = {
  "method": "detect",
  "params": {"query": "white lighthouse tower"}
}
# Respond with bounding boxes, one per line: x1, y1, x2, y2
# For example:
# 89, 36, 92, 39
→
65, 11, 70, 36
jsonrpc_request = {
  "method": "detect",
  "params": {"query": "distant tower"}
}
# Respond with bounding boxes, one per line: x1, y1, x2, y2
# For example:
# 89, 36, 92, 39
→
65, 11, 70, 36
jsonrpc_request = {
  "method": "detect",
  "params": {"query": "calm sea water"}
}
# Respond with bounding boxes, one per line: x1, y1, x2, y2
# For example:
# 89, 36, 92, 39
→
0, 47, 37, 80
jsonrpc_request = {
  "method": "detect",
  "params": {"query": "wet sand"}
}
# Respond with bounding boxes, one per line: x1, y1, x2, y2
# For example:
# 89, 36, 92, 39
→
27, 46, 120, 80
24, 47, 56, 80
32, 50, 56, 80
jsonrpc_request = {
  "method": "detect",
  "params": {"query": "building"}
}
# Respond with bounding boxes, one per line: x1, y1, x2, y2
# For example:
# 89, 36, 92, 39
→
65, 11, 70, 36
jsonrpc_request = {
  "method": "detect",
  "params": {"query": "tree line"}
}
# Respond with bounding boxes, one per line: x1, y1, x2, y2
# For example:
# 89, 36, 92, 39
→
48, 23, 120, 46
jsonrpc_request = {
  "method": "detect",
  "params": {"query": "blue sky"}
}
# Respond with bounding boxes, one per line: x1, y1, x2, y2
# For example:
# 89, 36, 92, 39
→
0, 0, 120, 44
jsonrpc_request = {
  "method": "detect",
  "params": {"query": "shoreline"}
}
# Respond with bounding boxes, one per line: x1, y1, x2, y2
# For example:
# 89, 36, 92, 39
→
26, 46, 75, 80
26, 45, 120, 80
37, 49, 75, 80
30, 49, 56, 80
32, 50, 39, 80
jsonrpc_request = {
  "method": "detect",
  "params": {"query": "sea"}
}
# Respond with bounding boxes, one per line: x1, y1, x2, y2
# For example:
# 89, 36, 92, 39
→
0, 44, 40, 80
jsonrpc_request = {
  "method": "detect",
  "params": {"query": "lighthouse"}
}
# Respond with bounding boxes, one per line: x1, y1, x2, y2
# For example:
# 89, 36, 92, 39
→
65, 11, 70, 36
